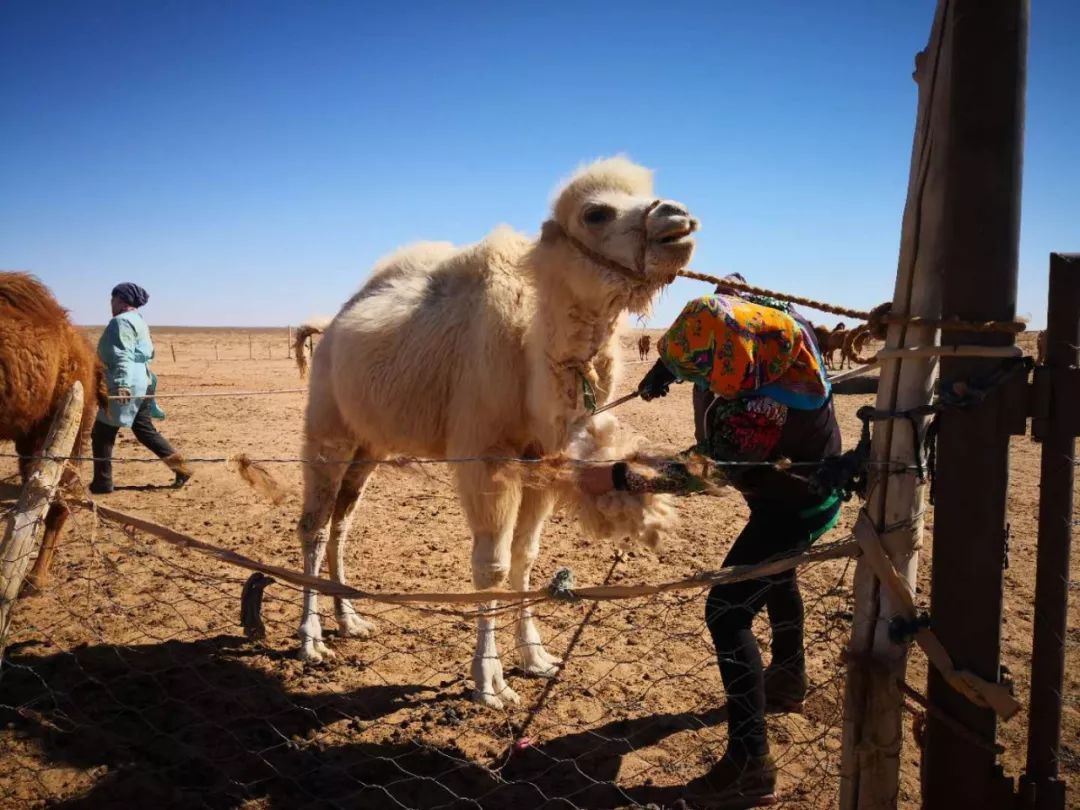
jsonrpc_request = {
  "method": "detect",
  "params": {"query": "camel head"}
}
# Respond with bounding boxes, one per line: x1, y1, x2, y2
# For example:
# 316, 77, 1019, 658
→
540, 156, 699, 313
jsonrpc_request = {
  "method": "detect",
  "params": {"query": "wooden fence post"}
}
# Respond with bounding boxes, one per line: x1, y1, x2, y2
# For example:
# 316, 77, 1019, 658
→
248, 334, 253, 360
921, 1, 1028, 807
287, 326, 293, 359
0, 382, 84, 645
170, 342, 177, 362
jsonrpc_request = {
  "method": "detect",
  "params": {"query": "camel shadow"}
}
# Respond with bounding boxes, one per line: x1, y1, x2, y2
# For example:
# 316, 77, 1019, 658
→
0, 635, 495, 809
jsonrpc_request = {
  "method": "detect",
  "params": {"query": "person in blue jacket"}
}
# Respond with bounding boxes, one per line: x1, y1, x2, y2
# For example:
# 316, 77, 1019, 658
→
89, 283, 193, 494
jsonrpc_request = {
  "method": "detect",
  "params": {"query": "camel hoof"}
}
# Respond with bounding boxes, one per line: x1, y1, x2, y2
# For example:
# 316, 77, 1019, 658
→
299, 640, 334, 663
519, 644, 563, 678
472, 690, 507, 710
337, 613, 375, 638
471, 684, 520, 709
522, 661, 561, 679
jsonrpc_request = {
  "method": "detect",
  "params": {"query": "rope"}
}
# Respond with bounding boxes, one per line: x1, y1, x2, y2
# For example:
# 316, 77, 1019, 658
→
78, 498, 860, 608
678, 269, 875, 321
676, 270, 1026, 349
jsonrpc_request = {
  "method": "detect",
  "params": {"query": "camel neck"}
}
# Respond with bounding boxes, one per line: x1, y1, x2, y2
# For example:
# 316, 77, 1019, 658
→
526, 247, 625, 370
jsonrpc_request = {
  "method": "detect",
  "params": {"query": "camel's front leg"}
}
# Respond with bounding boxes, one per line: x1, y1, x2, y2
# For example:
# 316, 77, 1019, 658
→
470, 534, 521, 709
511, 487, 561, 677
458, 463, 522, 709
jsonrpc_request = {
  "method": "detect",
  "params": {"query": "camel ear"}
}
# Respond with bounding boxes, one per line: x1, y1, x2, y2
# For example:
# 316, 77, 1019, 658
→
540, 220, 563, 244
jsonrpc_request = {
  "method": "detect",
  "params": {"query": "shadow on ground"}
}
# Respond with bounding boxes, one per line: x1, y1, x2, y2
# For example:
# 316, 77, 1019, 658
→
1, 636, 714, 808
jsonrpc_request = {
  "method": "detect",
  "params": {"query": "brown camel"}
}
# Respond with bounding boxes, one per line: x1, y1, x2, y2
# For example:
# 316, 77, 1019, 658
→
0, 272, 107, 593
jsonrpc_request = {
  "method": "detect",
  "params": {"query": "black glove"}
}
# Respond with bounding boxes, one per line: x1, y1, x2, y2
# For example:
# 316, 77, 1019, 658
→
637, 359, 677, 401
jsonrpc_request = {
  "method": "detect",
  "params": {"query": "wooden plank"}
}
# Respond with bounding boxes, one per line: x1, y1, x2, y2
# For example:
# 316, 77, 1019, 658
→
854, 513, 1021, 720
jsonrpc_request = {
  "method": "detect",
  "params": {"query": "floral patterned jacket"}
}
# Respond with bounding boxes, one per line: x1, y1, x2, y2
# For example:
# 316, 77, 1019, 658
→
657, 294, 835, 467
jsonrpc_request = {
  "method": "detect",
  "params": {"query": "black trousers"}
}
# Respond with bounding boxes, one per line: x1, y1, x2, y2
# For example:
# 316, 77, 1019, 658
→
91, 399, 175, 489
705, 494, 841, 758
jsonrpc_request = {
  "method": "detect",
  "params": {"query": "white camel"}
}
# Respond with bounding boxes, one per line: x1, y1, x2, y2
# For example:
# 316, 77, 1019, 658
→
296, 157, 698, 708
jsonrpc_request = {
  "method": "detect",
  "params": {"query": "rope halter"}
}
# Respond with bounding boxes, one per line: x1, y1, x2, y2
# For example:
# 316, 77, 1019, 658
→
541, 199, 663, 284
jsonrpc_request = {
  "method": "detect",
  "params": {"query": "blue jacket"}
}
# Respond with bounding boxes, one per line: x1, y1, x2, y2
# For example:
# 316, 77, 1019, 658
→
95, 310, 161, 427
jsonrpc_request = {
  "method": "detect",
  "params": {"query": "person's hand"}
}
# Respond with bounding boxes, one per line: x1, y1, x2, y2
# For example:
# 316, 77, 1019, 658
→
114, 387, 132, 404
578, 464, 616, 496
637, 359, 676, 401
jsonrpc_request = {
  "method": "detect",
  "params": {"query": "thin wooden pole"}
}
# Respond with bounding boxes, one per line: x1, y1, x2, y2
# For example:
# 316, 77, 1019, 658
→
248, 334, 253, 360
214, 342, 219, 360
287, 326, 293, 359
840, 4, 946, 806
0, 382, 84, 644
923, 1, 1027, 807
170, 342, 177, 362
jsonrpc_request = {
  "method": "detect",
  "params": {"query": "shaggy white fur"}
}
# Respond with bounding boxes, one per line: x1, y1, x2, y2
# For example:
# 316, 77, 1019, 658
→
295, 156, 698, 708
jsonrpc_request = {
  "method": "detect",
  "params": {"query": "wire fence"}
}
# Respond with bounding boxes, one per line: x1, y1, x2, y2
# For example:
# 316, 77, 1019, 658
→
0, 326, 1063, 809
0, 468, 867, 809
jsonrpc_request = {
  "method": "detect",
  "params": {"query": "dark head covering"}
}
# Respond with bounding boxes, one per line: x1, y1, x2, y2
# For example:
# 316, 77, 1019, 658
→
713, 272, 747, 295
112, 282, 149, 308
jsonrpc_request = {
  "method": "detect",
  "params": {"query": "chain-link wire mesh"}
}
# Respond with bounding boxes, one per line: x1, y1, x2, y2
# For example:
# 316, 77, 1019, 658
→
2, 330, 1067, 809
1, 478, 860, 809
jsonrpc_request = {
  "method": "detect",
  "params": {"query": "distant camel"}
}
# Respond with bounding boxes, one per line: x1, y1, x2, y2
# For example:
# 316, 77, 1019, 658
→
637, 334, 651, 361
812, 322, 848, 370
292, 157, 696, 708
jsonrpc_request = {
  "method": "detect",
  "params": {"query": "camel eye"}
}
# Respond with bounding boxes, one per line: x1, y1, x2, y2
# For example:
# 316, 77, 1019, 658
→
582, 205, 616, 226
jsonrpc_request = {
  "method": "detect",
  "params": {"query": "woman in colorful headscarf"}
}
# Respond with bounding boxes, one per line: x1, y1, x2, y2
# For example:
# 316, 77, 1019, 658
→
89, 283, 193, 494
581, 281, 841, 808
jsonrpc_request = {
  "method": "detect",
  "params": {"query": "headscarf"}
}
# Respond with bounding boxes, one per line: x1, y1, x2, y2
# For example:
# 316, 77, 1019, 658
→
657, 294, 830, 410
111, 282, 149, 308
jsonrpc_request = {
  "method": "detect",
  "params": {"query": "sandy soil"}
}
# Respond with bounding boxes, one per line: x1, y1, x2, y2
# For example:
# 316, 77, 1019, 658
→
0, 327, 1075, 809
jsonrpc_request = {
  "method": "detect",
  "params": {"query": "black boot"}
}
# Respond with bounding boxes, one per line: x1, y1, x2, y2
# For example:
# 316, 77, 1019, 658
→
765, 574, 808, 712
89, 420, 116, 495
682, 748, 778, 808
163, 454, 194, 488
763, 662, 808, 713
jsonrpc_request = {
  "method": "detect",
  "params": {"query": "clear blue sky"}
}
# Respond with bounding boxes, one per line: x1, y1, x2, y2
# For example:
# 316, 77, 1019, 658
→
2, 1, 1076, 328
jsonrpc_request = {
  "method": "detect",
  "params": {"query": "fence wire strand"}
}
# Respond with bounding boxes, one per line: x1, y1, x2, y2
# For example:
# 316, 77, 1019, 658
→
1, 476, 860, 809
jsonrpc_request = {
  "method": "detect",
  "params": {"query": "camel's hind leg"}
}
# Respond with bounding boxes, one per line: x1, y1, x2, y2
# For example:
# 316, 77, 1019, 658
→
328, 450, 378, 639
21, 502, 70, 597
511, 487, 561, 677
297, 437, 354, 663
456, 461, 522, 709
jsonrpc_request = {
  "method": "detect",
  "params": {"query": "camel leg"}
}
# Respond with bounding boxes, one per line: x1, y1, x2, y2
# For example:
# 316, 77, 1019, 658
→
297, 438, 353, 663
21, 502, 71, 596
327, 451, 378, 639
457, 461, 522, 709
511, 487, 561, 677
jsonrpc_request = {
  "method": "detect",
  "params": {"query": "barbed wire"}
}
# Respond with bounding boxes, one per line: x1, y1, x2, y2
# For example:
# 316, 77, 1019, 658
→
0, 451, 923, 476
107, 387, 307, 400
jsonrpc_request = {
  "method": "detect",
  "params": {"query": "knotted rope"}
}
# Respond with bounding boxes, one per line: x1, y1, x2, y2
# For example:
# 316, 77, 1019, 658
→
677, 270, 1026, 366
